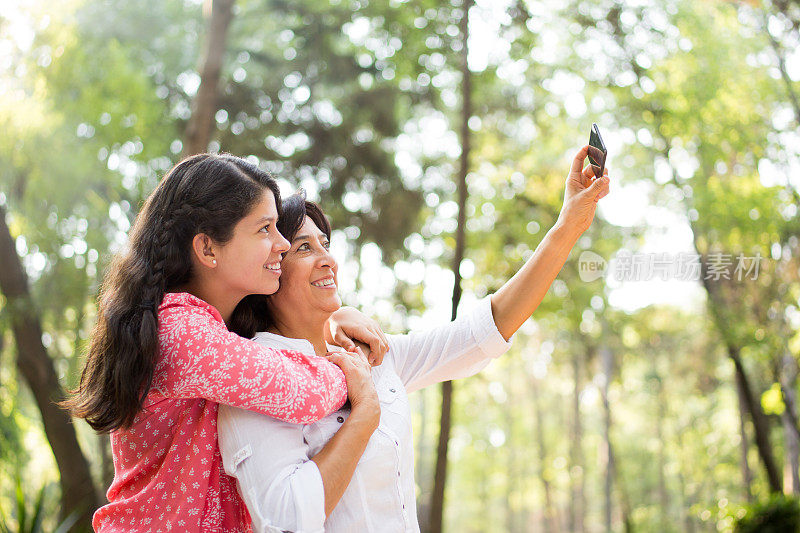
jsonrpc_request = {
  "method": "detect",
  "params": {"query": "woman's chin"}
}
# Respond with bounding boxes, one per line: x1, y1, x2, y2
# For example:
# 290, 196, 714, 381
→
260, 279, 281, 296
325, 297, 343, 313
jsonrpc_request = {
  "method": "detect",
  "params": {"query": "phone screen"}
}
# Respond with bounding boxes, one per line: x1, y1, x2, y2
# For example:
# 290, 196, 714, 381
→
588, 123, 607, 178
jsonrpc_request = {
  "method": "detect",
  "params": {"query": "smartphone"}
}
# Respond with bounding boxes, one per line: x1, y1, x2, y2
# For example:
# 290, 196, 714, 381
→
588, 123, 607, 178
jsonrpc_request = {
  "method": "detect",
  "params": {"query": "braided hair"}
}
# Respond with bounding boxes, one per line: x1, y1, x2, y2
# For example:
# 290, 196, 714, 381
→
65, 153, 282, 432
229, 191, 331, 339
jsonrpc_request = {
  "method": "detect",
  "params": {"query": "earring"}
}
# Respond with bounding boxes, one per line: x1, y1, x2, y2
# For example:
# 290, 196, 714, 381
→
212, 259, 217, 265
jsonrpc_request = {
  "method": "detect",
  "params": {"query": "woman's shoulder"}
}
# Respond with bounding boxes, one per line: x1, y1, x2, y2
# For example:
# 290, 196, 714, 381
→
159, 292, 224, 324
253, 331, 316, 353
156, 292, 232, 350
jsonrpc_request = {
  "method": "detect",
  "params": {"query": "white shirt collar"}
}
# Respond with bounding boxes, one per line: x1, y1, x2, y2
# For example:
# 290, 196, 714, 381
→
252, 330, 336, 354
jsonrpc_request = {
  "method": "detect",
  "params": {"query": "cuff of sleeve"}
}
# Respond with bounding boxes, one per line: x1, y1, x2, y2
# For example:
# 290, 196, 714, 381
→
468, 296, 514, 358
290, 461, 326, 533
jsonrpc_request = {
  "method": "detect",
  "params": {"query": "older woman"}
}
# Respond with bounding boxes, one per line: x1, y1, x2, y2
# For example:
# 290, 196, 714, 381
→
218, 146, 610, 532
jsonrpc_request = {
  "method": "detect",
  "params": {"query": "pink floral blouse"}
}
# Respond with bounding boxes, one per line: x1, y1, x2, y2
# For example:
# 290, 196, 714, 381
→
93, 292, 347, 532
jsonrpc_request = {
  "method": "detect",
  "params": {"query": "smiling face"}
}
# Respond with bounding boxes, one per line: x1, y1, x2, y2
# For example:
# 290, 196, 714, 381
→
268, 215, 342, 322
213, 189, 290, 298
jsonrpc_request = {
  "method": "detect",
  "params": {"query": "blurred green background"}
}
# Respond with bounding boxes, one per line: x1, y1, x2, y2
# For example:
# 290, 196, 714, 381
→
1, 0, 799, 531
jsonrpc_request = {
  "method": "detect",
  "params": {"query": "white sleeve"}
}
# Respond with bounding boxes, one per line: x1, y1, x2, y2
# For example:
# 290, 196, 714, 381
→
388, 296, 513, 394
217, 404, 325, 533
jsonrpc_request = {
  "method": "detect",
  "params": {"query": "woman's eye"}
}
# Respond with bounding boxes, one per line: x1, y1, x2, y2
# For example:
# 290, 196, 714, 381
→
322, 241, 331, 250
260, 224, 270, 233
297, 243, 311, 251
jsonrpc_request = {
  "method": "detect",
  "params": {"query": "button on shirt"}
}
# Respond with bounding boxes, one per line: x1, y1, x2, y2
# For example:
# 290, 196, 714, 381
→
218, 297, 512, 533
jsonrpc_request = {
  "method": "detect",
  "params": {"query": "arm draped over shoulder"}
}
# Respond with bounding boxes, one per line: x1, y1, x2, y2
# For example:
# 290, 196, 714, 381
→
152, 294, 347, 424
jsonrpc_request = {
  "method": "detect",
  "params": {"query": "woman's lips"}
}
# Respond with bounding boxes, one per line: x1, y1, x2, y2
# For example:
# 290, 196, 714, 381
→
311, 277, 336, 288
264, 261, 282, 275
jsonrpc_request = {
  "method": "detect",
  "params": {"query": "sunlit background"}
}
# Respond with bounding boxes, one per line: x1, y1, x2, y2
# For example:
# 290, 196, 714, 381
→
1, 0, 799, 531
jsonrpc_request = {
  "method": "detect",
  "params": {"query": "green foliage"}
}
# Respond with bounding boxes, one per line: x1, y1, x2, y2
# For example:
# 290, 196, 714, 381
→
0, 478, 46, 533
0, 477, 81, 533
0, 327, 24, 467
734, 495, 800, 533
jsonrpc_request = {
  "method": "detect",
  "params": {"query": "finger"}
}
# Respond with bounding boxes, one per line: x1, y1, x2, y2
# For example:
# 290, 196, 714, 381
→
583, 163, 598, 181
369, 344, 384, 366
324, 352, 354, 371
332, 330, 357, 353
580, 165, 596, 188
348, 349, 370, 366
600, 180, 611, 200
358, 326, 385, 359
570, 145, 591, 176
353, 339, 371, 356
584, 175, 608, 199
370, 325, 389, 356
354, 345, 370, 362
592, 178, 611, 202
352, 341, 375, 365
366, 337, 383, 366
356, 342, 376, 366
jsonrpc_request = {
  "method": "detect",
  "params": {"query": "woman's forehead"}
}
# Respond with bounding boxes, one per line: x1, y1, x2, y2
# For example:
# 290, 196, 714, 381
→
299, 216, 324, 236
246, 190, 278, 219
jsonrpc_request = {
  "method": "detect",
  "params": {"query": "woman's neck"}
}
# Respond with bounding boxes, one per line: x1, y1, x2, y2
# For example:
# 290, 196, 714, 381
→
175, 280, 239, 324
268, 312, 330, 357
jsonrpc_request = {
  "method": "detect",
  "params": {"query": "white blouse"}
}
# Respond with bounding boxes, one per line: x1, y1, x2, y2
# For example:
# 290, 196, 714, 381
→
217, 297, 512, 533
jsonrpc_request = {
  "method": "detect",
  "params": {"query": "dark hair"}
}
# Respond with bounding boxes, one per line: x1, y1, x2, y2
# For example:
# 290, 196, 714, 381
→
64, 153, 282, 432
229, 191, 331, 339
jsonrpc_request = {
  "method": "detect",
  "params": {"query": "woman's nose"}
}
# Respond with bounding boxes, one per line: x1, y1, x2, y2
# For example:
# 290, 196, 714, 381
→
274, 231, 290, 253
319, 249, 336, 270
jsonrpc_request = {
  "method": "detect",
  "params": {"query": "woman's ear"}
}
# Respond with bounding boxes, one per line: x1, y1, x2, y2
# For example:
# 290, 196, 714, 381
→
191, 233, 218, 268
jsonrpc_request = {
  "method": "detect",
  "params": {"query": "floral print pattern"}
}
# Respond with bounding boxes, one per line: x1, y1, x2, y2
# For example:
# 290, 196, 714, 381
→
93, 292, 347, 532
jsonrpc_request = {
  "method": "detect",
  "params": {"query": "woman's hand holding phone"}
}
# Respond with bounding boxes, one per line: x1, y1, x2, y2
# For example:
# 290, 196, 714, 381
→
556, 144, 611, 238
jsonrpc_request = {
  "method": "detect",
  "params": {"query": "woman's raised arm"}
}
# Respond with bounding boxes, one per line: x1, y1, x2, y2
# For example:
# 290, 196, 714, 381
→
490, 145, 610, 340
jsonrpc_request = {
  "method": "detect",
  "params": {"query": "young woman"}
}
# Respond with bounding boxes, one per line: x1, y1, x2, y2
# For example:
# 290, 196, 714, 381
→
218, 146, 610, 532
65, 153, 387, 531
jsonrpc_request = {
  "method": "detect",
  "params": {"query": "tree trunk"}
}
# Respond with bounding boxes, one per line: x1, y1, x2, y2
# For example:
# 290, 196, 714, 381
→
532, 378, 558, 532
655, 370, 669, 524
600, 345, 633, 533
700, 269, 783, 493
99, 433, 114, 495
737, 380, 755, 502
415, 385, 429, 524
181, 0, 236, 158
504, 375, 519, 533
427, 1, 472, 531
725, 340, 783, 492
0, 204, 99, 529
764, 13, 800, 127
600, 346, 614, 533
611, 442, 634, 533
569, 346, 586, 533
780, 351, 800, 493
657, 140, 784, 494
676, 419, 698, 533
429, 381, 453, 533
